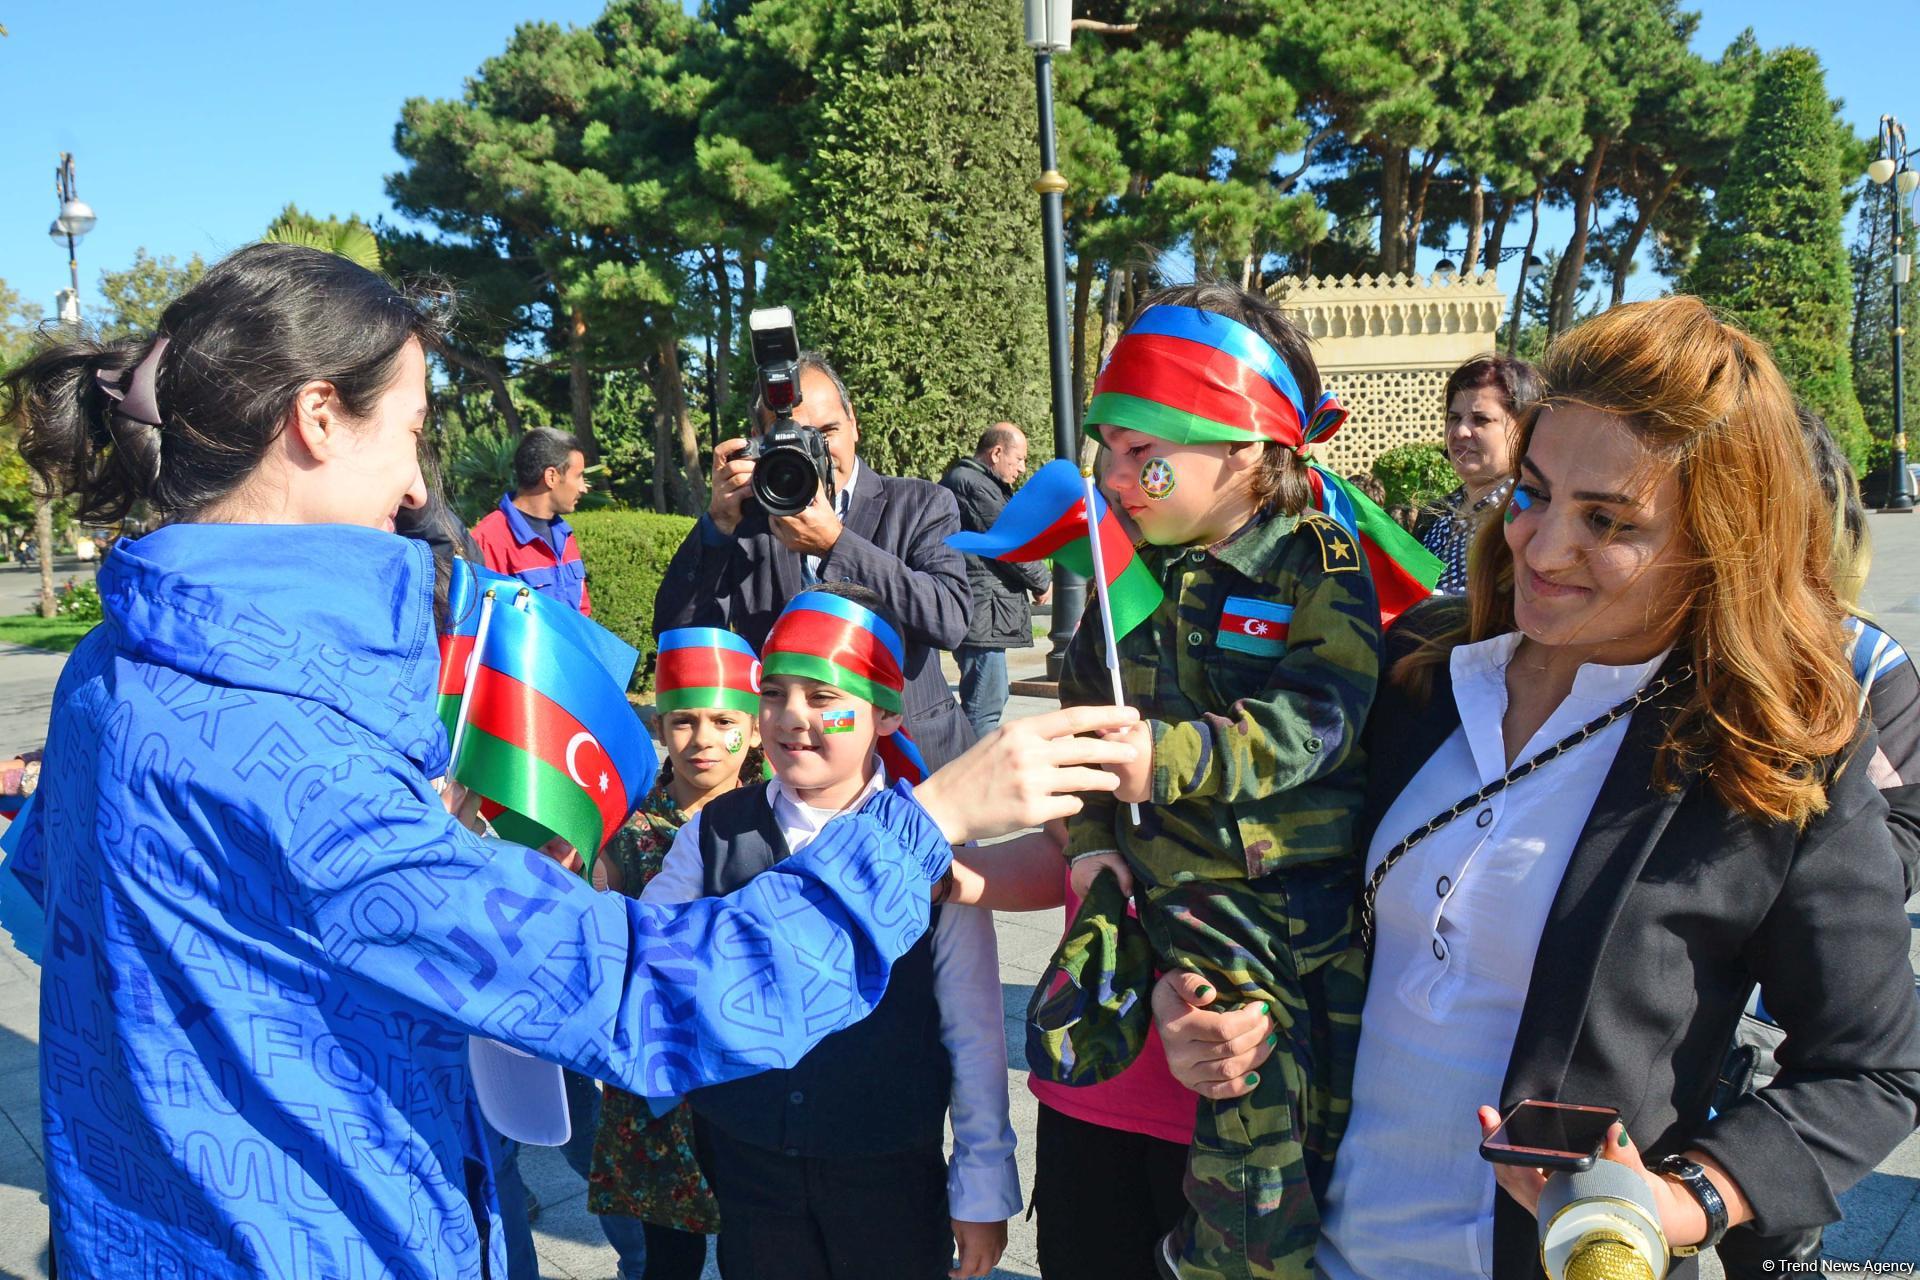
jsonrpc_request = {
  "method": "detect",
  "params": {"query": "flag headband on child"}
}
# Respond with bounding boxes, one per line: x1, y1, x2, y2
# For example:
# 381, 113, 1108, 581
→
762, 591, 907, 714
654, 628, 762, 715
1085, 304, 1347, 451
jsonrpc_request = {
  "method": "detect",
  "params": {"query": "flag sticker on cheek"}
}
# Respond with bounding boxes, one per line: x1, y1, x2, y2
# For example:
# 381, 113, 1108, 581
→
1140, 457, 1177, 500
822, 710, 857, 734
1504, 487, 1533, 525
724, 728, 744, 754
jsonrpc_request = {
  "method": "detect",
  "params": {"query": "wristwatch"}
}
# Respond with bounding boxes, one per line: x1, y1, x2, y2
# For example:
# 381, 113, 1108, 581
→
1655, 1154, 1729, 1255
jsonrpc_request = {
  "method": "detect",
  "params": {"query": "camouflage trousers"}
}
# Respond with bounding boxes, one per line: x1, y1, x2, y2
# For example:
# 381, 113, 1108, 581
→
1140, 862, 1365, 1280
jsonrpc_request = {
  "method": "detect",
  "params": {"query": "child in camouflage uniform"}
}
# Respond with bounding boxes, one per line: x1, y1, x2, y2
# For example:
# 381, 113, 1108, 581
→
1056, 282, 1381, 1280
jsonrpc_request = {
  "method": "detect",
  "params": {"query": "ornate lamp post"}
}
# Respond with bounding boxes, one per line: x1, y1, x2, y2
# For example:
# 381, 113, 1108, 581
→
34, 153, 98, 616
1024, 0, 1085, 680
49, 153, 96, 322
1868, 116, 1919, 512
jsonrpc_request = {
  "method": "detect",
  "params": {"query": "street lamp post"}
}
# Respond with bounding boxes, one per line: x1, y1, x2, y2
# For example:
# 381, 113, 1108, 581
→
1025, 0, 1085, 681
1504, 253, 1544, 357
35, 153, 98, 617
1869, 116, 1920, 513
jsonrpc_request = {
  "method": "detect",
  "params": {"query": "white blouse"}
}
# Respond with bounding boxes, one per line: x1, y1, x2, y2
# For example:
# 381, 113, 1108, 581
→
1317, 632, 1670, 1280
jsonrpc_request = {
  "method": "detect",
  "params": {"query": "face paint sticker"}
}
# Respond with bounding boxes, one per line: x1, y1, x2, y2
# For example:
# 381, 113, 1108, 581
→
1140, 457, 1177, 500
1504, 486, 1533, 524
822, 709, 857, 734
724, 728, 745, 755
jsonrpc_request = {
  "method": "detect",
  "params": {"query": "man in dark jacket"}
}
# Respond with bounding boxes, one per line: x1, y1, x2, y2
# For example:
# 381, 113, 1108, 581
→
654, 352, 977, 771
940, 424, 1050, 737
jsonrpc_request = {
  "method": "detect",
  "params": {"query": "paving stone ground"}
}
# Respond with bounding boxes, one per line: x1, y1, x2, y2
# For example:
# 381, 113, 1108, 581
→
5, 525, 1920, 1275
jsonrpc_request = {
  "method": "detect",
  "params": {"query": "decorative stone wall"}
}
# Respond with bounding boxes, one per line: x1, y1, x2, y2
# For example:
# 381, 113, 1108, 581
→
1267, 270, 1507, 476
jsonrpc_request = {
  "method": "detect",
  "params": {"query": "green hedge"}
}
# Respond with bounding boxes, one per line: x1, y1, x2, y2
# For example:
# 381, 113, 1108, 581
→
571, 510, 697, 688
1371, 443, 1457, 508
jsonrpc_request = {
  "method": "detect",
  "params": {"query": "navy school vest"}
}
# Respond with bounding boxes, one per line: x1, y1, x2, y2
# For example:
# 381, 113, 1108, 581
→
685, 783, 952, 1157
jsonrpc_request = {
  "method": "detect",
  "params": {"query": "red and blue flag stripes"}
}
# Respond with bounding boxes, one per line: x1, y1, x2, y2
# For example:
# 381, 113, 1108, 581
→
1085, 305, 1348, 449
877, 728, 929, 787
947, 459, 1162, 641
440, 560, 636, 718
655, 627, 761, 715
763, 590, 908, 714
1217, 596, 1292, 657
436, 559, 652, 864
452, 591, 655, 859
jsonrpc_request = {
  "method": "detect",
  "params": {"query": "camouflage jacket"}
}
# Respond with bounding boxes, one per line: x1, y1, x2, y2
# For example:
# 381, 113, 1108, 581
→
1063, 509, 1382, 883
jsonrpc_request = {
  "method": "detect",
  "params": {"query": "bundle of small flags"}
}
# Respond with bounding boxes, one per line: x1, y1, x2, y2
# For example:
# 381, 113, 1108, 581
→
437, 560, 655, 873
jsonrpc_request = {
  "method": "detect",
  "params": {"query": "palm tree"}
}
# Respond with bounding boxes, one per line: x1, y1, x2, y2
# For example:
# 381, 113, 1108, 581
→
263, 204, 382, 273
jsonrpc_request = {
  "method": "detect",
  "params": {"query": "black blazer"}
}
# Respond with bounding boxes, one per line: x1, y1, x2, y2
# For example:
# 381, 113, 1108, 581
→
1358, 602, 1920, 1280
654, 466, 976, 771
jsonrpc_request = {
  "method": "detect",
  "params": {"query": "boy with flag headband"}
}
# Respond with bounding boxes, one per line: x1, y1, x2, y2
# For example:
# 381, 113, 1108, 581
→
1042, 282, 1438, 1280
640, 584, 1018, 1280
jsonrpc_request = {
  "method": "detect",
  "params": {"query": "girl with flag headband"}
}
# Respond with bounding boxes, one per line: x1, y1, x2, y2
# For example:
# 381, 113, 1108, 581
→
586, 627, 768, 1280
1033, 281, 1395, 1280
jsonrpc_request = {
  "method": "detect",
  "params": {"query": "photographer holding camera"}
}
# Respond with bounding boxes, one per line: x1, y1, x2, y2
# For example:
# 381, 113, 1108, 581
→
656, 324, 975, 770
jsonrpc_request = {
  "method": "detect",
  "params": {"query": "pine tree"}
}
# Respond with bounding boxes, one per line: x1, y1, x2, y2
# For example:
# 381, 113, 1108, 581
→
1684, 47, 1867, 465
762, 0, 1048, 476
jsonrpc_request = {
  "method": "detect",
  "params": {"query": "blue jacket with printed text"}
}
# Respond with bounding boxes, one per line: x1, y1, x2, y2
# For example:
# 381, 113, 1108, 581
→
9, 522, 949, 1280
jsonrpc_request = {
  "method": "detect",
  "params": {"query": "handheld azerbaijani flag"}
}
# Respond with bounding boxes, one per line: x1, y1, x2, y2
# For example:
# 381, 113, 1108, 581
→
437, 559, 656, 874
1086, 303, 1441, 627
947, 457, 1157, 824
761, 590, 931, 785
947, 458, 1162, 641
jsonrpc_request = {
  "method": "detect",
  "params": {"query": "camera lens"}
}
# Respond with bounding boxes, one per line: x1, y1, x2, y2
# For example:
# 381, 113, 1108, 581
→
753, 447, 820, 517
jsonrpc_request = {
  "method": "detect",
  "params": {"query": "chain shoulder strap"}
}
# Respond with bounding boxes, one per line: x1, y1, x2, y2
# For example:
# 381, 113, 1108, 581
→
1358, 666, 1691, 953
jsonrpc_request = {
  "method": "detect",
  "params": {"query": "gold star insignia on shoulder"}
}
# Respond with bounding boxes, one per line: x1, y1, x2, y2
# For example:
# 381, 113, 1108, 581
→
1327, 537, 1353, 561
1303, 516, 1361, 573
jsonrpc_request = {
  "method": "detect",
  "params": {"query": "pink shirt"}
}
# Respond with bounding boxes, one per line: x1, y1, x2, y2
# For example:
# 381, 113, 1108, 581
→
1026, 870, 1198, 1146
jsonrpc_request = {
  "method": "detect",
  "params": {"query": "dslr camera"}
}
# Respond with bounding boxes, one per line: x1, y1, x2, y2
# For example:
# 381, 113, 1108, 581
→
744, 306, 835, 519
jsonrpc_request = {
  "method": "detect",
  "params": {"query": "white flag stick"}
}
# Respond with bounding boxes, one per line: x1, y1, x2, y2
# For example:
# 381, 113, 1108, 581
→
1081, 471, 1142, 826
448, 588, 498, 768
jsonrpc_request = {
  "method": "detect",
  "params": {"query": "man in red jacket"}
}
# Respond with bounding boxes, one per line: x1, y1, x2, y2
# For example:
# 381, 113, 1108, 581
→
471, 427, 594, 615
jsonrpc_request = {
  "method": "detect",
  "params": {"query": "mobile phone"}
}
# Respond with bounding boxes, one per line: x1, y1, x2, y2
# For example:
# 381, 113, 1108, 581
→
1478, 1099, 1620, 1172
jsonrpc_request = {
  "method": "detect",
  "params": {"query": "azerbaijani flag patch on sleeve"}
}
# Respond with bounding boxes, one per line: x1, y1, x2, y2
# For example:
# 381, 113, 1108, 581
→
1217, 595, 1292, 657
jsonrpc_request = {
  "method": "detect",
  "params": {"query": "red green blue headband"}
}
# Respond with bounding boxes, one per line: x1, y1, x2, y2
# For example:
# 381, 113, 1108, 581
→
762, 591, 906, 714
654, 628, 761, 715
1086, 304, 1347, 450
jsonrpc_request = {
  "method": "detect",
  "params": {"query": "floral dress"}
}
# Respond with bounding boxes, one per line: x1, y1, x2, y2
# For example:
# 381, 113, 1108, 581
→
585, 782, 723, 1232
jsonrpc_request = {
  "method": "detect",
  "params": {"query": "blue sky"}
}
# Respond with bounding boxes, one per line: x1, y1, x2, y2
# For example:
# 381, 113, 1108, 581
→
0, 0, 1901, 319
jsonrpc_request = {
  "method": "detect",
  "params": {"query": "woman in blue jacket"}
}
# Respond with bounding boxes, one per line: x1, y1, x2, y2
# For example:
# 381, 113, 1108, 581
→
1, 244, 1134, 1280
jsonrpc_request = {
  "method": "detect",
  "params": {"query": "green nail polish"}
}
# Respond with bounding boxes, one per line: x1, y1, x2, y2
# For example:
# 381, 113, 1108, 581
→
1617, 1130, 1630, 1148
1195, 984, 1213, 998
1265, 1033, 1278, 1048
1260, 1002, 1272, 1017
1245, 1072, 1260, 1086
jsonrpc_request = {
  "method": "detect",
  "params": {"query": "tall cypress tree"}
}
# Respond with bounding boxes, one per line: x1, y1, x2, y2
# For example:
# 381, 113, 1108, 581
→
1684, 47, 1867, 464
762, 0, 1048, 476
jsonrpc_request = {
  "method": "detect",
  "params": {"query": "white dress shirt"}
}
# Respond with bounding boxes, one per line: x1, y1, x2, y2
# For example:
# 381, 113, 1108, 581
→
1317, 632, 1669, 1280
642, 762, 1022, 1223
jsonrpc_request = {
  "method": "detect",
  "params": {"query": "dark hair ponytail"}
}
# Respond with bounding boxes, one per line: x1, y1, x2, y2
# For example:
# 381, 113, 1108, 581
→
4, 242, 447, 523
